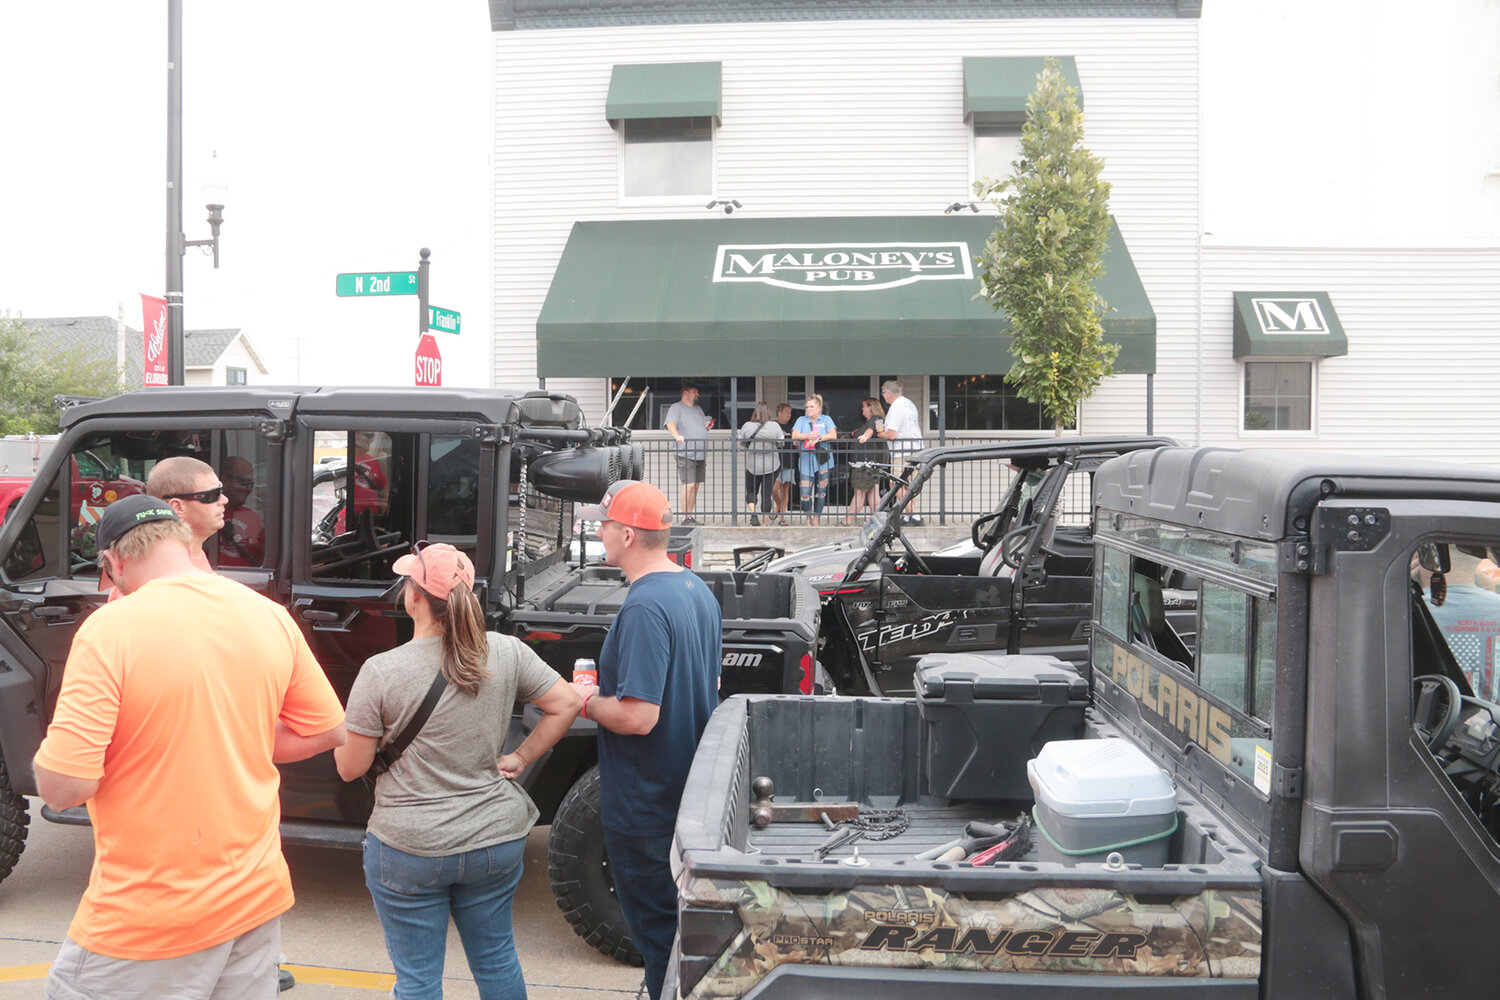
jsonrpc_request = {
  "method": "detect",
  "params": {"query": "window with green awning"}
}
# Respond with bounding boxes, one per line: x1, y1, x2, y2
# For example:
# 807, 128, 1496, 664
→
536, 215, 1155, 377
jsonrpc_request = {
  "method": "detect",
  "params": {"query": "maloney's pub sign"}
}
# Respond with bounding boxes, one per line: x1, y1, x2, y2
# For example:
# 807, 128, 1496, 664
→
713, 241, 972, 292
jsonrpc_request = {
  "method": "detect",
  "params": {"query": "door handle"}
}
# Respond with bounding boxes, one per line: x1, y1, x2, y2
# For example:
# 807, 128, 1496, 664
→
34, 606, 77, 624
297, 609, 341, 624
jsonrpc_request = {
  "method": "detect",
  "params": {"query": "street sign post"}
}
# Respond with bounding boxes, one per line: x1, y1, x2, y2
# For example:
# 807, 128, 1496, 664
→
415, 334, 442, 386
336, 271, 418, 297
427, 306, 460, 334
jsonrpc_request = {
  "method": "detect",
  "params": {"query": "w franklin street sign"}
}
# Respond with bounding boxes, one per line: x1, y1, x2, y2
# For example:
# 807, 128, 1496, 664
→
336, 271, 418, 297
427, 305, 460, 334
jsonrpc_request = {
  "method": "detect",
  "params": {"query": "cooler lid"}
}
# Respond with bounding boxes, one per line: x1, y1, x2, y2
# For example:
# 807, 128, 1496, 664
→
916, 652, 1088, 702
1027, 739, 1177, 817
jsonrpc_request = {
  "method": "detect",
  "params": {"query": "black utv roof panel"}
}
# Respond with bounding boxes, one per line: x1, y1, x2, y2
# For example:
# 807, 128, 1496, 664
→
1094, 447, 1500, 541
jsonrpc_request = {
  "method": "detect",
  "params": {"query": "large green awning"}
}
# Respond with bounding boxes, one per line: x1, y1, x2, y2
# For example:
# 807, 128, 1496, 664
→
1232, 292, 1348, 359
963, 56, 1081, 125
537, 215, 1155, 377
605, 62, 722, 122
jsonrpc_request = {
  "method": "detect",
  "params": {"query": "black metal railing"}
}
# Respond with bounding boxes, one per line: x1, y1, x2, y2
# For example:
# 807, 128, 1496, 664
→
626, 433, 1085, 527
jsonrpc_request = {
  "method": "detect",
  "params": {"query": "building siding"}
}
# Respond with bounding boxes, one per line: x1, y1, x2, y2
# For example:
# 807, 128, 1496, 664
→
492, 17, 1199, 433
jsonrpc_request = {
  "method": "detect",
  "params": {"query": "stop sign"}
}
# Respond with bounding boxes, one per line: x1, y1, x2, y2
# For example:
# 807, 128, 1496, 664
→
414, 334, 442, 386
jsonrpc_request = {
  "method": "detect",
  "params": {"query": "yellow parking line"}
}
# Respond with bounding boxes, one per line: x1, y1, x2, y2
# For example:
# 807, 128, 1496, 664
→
0, 964, 50, 982
283, 964, 396, 989
0, 963, 394, 990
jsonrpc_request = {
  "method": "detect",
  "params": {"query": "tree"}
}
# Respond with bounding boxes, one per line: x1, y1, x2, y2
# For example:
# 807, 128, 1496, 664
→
0, 315, 123, 435
973, 58, 1117, 435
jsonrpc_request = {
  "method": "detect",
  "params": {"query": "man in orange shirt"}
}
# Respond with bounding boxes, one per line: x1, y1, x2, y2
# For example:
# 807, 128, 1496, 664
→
34, 494, 347, 999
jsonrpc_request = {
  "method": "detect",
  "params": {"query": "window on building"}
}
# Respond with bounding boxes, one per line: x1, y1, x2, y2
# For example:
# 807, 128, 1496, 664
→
226, 367, 248, 385
973, 124, 1022, 186
1243, 361, 1313, 432
928, 375, 1046, 431
608, 376, 754, 430
622, 116, 713, 198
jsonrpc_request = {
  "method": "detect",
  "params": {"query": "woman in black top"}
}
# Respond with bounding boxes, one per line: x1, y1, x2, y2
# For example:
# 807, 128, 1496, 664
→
846, 397, 888, 524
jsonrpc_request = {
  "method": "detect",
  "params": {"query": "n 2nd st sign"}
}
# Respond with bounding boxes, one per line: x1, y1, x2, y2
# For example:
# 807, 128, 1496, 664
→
336, 271, 418, 297
415, 335, 442, 386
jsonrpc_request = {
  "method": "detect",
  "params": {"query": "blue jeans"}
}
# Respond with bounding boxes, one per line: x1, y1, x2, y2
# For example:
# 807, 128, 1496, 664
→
363, 833, 528, 1000
603, 829, 676, 1000
799, 467, 830, 516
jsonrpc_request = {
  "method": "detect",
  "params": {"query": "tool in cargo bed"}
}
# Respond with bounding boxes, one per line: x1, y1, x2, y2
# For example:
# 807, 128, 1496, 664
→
910, 816, 1028, 862
812, 807, 910, 859
968, 813, 1032, 865
748, 775, 859, 828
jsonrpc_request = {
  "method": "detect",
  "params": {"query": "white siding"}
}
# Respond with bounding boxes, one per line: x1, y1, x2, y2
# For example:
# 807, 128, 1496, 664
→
1200, 243, 1500, 464
492, 17, 1199, 434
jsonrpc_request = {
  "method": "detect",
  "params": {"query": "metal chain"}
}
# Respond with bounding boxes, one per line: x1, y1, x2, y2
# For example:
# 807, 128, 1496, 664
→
837, 808, 909, 841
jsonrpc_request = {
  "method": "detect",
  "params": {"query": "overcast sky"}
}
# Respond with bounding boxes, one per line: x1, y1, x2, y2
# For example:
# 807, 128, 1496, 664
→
1, 1, 493, 387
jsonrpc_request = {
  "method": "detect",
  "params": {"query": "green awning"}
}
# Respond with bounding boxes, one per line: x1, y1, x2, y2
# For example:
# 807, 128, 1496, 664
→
605, 62, 722, 122
1232, 292, 1348, 359
963, 56, 1081, 125
536, 215, 1155, 377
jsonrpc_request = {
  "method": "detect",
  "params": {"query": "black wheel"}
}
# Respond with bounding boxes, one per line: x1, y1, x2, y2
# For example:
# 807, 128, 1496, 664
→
547, 766, 643, 966
0, 751, 30, 885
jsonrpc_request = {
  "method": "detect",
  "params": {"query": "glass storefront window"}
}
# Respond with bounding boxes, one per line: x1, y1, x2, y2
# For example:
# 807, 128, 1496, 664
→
928, 374, 1046, 431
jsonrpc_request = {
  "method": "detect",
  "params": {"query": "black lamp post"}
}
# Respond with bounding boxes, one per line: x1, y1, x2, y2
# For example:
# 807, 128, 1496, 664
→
164, 0, 227, 386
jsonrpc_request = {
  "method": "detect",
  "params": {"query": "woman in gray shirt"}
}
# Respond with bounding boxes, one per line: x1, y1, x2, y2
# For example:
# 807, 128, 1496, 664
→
335, 543, 581, 999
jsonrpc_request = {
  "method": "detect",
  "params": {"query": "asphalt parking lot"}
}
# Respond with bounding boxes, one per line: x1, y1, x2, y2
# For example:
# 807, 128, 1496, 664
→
0, 801, 645, 998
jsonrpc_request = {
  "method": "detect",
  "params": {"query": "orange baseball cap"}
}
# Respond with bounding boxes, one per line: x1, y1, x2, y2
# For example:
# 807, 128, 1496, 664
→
578, 480, 673, 530
392, 541, 475, 598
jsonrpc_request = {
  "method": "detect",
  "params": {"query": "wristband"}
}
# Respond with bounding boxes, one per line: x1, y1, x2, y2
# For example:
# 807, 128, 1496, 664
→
582, 691, 595, 720
513, 747, 529, 767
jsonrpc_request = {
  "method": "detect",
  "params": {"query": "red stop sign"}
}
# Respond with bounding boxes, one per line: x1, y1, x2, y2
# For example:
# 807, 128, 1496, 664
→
414, 334, 442, 386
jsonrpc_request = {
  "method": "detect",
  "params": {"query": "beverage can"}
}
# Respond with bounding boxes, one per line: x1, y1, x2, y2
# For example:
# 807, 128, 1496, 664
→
573, 658, 598, 687
875, 419, 885, 433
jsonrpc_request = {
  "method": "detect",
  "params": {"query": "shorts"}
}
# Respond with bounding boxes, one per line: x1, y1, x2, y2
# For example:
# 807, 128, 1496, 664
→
47, 918, 281, 1000
777, 467, 796, 484
676, 457, 706, 484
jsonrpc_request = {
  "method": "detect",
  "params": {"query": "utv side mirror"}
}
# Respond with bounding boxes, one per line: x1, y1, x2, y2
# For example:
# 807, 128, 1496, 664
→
1417, 542, 1451, 575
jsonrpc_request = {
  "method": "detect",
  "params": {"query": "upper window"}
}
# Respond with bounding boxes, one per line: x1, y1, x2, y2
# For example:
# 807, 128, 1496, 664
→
1242, 360, 1313, 432
607, 62, 721, 201
226, 367, 248, 385
973, 125, 1022, 186
622, 117, 713, 198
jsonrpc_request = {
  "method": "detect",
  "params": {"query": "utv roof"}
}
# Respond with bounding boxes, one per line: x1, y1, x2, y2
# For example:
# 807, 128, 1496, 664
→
59, 386, 585, 431
1095, 447, 1500, 541
906, 434, 1180, 471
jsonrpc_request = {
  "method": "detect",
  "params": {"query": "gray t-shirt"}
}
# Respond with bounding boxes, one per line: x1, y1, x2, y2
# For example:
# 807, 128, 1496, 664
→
345, 633, 561, 856
666, 400, 709, 460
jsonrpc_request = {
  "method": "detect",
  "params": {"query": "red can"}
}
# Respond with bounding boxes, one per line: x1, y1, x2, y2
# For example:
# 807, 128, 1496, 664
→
573, 658, 598, 687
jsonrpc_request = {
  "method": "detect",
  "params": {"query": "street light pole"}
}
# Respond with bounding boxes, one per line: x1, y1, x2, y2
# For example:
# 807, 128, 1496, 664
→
165, 0, 185, 386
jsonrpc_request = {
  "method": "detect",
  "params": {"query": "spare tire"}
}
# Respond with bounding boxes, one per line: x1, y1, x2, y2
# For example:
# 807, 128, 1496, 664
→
0, 751, 30, 886
547, 766, 643, 966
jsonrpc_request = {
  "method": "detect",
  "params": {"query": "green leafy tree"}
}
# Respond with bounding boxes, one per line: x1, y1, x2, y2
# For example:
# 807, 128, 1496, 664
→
0, 315, 123, 435
973, 57, 1117, 435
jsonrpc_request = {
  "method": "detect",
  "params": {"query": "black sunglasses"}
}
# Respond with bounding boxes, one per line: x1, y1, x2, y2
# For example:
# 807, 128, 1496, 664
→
162, 485, 224, 504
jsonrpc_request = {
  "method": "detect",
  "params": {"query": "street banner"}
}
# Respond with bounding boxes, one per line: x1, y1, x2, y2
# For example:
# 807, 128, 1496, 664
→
141, 294, 169, 387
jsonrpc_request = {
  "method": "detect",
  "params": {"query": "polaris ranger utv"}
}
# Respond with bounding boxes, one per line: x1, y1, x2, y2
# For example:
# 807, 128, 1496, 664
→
669, 446, 1500, 998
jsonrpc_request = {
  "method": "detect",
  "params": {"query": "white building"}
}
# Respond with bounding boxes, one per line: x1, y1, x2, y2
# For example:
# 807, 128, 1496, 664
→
487, 0, 1500, 463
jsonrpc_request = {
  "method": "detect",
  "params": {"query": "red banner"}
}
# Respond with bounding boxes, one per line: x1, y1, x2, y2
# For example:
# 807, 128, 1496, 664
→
141, 294, 169, 387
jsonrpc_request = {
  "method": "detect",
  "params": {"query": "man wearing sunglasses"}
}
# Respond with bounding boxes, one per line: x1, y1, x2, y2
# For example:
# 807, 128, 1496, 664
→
145, 456, 230, 572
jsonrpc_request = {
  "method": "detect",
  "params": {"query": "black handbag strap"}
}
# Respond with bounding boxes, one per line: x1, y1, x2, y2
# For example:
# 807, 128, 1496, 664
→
369, 670, 448, 778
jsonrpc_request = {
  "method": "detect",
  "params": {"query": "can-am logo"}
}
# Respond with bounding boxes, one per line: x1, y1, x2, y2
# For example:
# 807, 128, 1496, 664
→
714, 242, 972, 292
1252, 298, 1330, 335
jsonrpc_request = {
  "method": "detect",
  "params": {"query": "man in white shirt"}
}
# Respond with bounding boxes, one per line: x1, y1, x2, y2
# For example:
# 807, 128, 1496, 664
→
878, 380, 923, 524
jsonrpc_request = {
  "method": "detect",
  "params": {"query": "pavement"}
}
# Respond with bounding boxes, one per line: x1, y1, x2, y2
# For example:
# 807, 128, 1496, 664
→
0, 801, 646, 998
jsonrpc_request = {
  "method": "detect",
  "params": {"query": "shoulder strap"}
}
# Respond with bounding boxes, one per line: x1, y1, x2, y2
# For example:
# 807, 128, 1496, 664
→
369, 670, 448, 777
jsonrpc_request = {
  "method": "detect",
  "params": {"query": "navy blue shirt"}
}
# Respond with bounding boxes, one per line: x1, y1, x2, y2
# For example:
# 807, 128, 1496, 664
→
597, 568, 722, 836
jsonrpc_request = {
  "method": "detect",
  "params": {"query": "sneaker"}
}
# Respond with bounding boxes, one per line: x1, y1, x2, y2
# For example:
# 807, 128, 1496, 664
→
907, 514, 924, 526
681, 515, 699, 525
750, 514, 761, 526
278, 967, 296, 992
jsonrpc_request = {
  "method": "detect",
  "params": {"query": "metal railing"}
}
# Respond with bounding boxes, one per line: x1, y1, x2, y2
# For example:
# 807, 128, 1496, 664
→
628, 432, 1079, 527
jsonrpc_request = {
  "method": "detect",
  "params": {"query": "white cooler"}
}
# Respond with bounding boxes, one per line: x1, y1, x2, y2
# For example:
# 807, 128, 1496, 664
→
1027, 739, 1177, 867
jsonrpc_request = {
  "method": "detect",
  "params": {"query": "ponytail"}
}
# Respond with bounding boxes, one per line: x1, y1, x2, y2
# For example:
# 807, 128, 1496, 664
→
410, 579, 491, 694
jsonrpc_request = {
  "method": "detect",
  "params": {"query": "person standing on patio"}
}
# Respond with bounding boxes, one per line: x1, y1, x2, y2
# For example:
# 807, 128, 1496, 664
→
791, 394, 837, 526
738, 402, 783, 526
664, 382, 711, 524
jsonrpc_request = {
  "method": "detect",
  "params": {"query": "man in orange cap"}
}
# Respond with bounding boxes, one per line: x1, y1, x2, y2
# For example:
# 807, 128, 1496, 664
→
572, 481, 721, 999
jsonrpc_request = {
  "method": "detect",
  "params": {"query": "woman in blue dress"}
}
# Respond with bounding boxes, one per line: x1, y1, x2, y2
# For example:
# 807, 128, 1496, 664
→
790, 393, 837, 525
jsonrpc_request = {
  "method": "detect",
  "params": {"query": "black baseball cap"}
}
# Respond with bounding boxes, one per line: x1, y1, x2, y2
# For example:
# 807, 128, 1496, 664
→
96, 495, 180, 552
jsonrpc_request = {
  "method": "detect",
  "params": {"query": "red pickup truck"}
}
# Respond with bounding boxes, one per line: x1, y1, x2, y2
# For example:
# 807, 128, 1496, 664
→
0, 478, 29, 524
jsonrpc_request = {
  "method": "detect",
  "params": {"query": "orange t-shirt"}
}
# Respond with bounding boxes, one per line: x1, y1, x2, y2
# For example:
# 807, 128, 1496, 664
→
34, 573, 345, 960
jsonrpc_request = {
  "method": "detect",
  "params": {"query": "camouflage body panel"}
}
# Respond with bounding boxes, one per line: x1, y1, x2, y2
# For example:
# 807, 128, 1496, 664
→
680, 877, 1261, 999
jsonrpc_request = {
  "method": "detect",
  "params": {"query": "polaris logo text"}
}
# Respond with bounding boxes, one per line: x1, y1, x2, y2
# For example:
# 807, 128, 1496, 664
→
1252, 297, 1330, 335
714, 242, 972, 292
